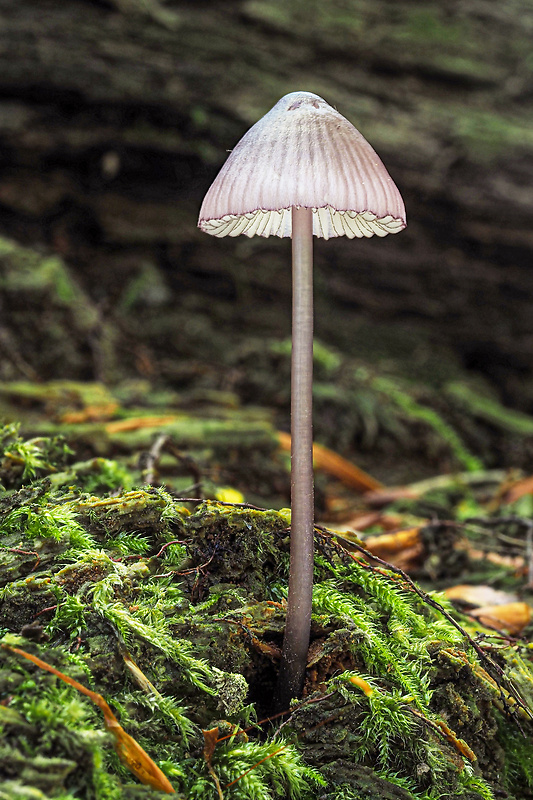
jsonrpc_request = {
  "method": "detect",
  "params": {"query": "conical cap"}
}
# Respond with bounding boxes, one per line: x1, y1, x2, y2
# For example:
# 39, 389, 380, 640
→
198, 91, 406, 240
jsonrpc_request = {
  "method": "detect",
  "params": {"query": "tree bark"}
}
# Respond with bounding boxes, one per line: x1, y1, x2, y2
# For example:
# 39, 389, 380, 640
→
1, 0, 533, 408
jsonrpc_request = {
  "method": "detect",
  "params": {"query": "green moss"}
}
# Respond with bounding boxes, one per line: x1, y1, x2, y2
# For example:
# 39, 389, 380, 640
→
372, 376, 483, 471
446, 382, 533, 436
452, 110, 533, 164
1, 428, 533, 798
0, 245, 97, 329
499, 710, 533, 792
0, 423, 73, 489
244, 0, 365, 37
402, 9, 472, 47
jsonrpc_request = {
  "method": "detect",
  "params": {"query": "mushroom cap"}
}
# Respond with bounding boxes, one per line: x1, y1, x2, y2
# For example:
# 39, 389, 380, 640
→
198, 91, 406, 240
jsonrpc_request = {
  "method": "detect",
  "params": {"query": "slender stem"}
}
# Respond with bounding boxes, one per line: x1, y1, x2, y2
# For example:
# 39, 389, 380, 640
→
276, 206, 314, 709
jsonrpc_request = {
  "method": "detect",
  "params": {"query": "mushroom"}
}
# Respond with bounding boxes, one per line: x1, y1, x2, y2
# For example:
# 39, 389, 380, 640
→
198, 91, 406, 707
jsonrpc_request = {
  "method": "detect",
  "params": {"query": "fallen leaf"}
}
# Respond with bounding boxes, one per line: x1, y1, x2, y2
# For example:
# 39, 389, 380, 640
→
501, 475, 533, 505
363, 527, 421, 556
2, 644, 175, 794
106, 415, 180, 433
364, 487, 420, 508
343, 512, 383, 530
60, 403, 119, 423
203, 727, 220, 763
338, 512, 405, 532
277, 432, 382, 493
470, 602, 531, 635
334, 527, 425, 570
461, 544, 525, 571
444, 585, 519, 607
203, 727, 224, 799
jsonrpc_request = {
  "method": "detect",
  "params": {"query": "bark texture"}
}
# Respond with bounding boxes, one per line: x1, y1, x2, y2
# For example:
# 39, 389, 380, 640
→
1, 0, 533, 407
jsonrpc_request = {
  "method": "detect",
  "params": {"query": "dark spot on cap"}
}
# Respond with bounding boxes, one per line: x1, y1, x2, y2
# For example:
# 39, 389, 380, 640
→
288, 97, 321, 111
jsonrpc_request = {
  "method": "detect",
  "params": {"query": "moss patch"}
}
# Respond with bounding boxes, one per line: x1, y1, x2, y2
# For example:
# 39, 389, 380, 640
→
1, 427, 533, 798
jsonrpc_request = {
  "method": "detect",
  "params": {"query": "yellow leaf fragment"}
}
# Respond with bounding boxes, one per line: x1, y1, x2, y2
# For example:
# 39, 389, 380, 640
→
277, 431, 382, 492
444, 584, 519, 607
470, 602, 531, 635
2, 644, 175, 794
202, 728, 224, 800
348, 674, 374, 696
364, 527, 421, 556
215, 487, 245, 504
435, 719, 477, 762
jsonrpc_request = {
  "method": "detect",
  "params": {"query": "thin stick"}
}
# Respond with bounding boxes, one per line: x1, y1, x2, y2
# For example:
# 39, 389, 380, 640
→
276, 206, 314, 708
142, 433, 169, 485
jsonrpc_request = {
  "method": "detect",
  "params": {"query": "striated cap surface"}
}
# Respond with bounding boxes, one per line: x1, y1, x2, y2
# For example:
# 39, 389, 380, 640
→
198, 91, 406, 240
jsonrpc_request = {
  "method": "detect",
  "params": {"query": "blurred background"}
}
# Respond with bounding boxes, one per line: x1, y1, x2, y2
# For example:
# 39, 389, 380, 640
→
1, 0, 533, 486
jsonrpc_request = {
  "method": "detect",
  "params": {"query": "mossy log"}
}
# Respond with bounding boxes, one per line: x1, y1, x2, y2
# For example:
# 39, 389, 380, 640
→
1, 427, 533, 799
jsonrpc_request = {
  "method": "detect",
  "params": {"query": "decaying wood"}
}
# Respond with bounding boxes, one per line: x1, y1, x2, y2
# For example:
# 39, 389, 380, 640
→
1, 1, 533, 409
